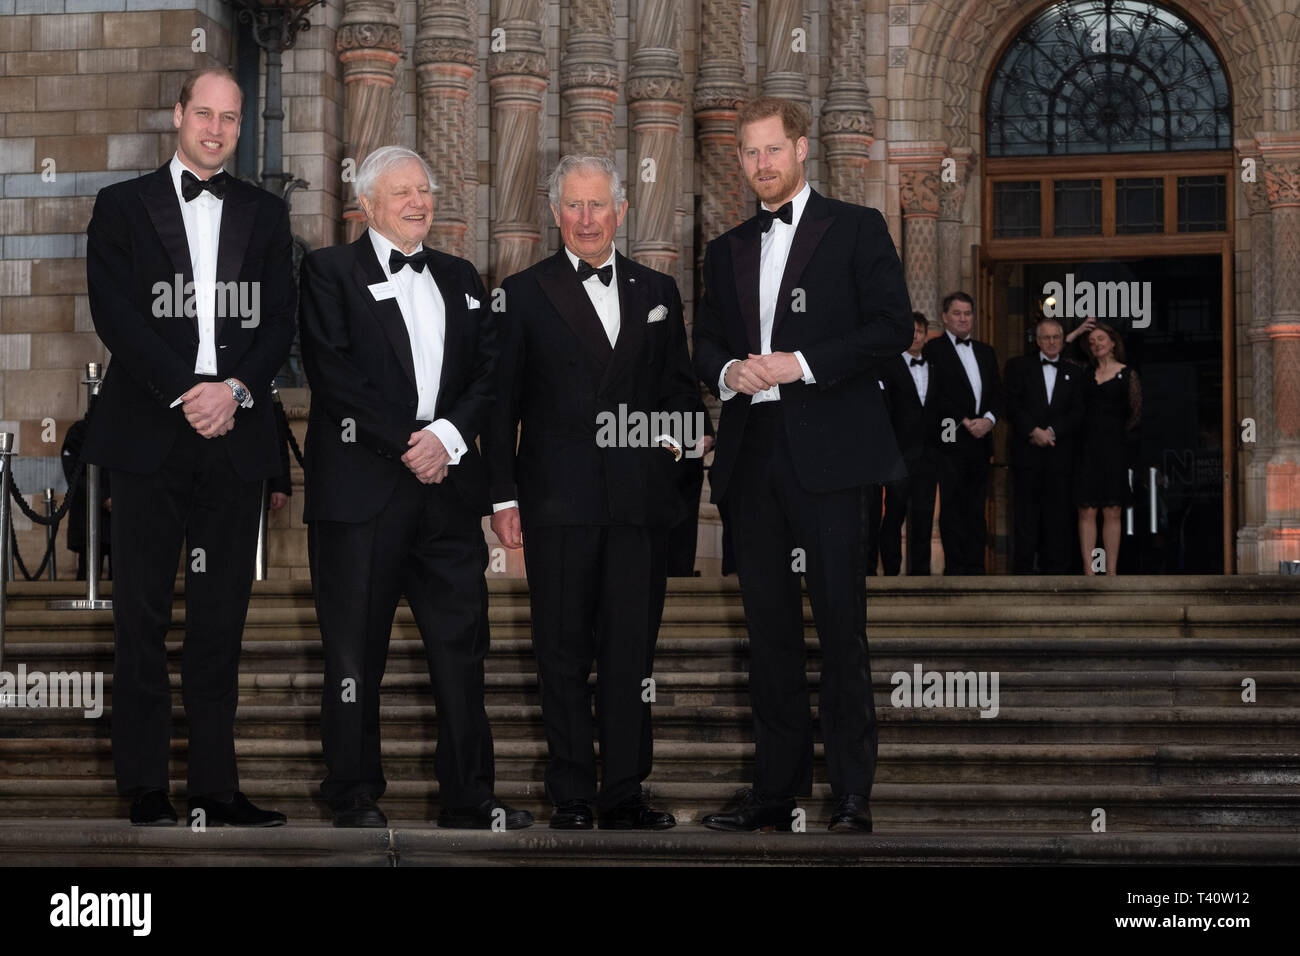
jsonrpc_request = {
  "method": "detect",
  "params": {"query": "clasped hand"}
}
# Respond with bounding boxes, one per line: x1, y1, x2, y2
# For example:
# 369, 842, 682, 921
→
402, 430, 450, 484
724, 352, 803, 395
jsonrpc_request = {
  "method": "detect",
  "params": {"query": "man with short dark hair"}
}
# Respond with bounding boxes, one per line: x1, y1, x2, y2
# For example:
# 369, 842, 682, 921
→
693, 97, 912, 832
84, 67, 294, 826
1004, 318, 1085, 572
923, 292, 1002, 575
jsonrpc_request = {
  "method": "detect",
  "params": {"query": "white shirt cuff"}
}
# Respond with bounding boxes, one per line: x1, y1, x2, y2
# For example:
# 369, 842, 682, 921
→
656, 435, 682, 461
794, 350, 814, 384
983, 411, 997, 425
718, 359, 740, 401
492, 500, 518, 513
425, 419, 467, 466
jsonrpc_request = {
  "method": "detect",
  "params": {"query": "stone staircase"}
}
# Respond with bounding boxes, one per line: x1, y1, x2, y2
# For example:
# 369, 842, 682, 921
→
1, 576, 1298, 864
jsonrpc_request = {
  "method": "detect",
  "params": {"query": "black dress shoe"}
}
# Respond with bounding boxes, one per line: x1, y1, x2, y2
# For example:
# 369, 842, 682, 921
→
700, 787, 796, 832
438, 797, 533, 830
599, 792, 675, 831
129, 790, 177, 826
188, 791, 287, 828
332, 794, 388, 829
828, 793, 873, 832
549, 801, 594, 830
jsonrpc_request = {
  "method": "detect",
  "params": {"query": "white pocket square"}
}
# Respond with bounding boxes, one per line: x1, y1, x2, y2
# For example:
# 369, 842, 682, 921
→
647, 305, 668, 323
466, 294, 481, 309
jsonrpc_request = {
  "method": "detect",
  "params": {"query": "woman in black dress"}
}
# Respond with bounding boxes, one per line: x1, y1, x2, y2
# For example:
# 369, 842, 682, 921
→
1069, 321, 1141, 575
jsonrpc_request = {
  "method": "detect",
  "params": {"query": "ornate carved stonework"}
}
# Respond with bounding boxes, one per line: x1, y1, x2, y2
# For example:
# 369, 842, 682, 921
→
822, 0, 873, 205
628, 0, 685, 278
337, 0, 403, 241
415, 0, 479, 259
694, 0, 751, 260
761, 0, 809, 108
560, 0, 618, 159
489, 0, 549, 286
899, 167, 941, 218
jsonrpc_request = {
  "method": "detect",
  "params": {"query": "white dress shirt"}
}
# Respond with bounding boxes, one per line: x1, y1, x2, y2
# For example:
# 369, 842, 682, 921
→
564, 246, 619, 346
718, 181, 816, 403
1040, 350, 1058, 404
368, 228, 467, 466
169, 154, 222, 376
905, 351, 929, 405
946, 328, 996, 425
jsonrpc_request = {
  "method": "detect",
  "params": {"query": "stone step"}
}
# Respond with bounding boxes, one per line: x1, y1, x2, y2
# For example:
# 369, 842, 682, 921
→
2, 704, 1296, 743
1, 778, 1297, 830
2, 739, 1295, 787
3, 820, 1298, 866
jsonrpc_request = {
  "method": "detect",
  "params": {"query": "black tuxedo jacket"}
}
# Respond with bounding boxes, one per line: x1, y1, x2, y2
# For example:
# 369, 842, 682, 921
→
878, 354, 941, 466
1003, 353, 1085, 471
693, 189, 913, 501
82, 163, 296, 480
297, 234, 496, 523
483, 248, 701, 529
921, 332, 1003, 459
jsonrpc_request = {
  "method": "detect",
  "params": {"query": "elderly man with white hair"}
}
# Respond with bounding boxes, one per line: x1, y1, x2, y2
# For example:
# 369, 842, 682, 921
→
298, 146, 530, 830
484, 155, 702, 830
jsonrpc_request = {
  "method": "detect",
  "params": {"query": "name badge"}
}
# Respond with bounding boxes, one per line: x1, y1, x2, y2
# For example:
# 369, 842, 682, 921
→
368, 281, 396, 301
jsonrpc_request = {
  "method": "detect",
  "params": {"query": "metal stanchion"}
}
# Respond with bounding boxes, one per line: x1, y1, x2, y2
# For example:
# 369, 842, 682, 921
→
0, 432, 12, 670
254, 480, 269, 581
1148, 466, 1158, 535
1125, 467, 1134, 536
44, 489, 56, 581
49, 363, 111, 611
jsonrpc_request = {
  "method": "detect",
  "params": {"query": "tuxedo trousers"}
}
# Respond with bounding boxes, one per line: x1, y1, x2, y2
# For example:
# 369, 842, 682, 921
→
109, 426, 262, 799
1012, 463, 1073, 572
938, 448, 990, 575
726, 402, 877, 801
881, 459, 939, 576
522, 523, 666, 811
309, 474, 494, 810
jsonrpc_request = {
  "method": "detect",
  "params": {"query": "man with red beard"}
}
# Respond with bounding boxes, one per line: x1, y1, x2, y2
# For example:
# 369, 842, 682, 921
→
693, 97, 913, 832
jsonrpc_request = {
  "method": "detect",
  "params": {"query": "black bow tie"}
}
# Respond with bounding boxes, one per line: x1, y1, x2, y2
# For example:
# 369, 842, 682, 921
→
909, 357, 926, 367
758, 202, 793, 233
576, 260, 613, 286
1041, 358, 1059, 368
389, 247, 429, 274
181, 169, 228, 202
955, 338, 972, 347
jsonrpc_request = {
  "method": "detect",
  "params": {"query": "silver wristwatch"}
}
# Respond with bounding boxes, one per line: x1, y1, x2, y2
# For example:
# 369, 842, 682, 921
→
224, 378, 254, 409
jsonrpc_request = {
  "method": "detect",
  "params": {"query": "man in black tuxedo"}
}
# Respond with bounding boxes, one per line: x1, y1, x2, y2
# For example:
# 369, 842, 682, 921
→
485, 155, 699, 831
1004, 318, 1085, 572
83, 67, 293, 826
693, 97, 912, 832
923, 292, 1002, 575
299, 146, 530, 830
874, 312, 942, 575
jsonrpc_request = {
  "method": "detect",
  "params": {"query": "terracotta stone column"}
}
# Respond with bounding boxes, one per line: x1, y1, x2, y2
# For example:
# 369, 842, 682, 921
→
415, 0, 478, 258
759, 0, 808, 109
560, 0, 619, 159
1238, 148, 1273, 568
628, 0, 684, 277
937, 147, 975, 308
337, 0, 403, 240
693, 0, 750, 251
488, 0, 548, 286
892, 143, 946, 327
822, 0, 873, 205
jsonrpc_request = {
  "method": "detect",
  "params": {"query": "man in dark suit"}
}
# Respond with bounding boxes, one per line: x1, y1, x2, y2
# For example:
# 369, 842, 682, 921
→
1004, 318, 1085, 572
923, 291, 1002, 575
874, 311, 942, 575
83, 67, 294, 826
485, 155, 700, 831
298, 146, 529, 830
692, 97, 912, 832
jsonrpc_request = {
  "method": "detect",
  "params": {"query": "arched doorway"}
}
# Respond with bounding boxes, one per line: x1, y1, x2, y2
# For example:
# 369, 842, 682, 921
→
979, 0, 1235, 572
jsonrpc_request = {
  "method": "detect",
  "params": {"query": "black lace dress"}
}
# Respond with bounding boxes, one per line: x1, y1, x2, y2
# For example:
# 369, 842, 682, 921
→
1075, 365, 1142, 508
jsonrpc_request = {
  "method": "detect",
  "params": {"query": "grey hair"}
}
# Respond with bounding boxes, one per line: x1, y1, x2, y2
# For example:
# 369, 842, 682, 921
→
547, 154, 626, 209
355, 146, 439, 203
